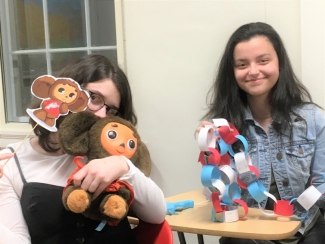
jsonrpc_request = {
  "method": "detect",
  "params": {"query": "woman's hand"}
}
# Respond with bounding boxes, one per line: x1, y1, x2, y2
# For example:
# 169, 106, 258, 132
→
73, 156, 130, 200
196, 120, 233, 138
0, 153, 14, 161
0, 153, 14, 178
196, 121, 214, 134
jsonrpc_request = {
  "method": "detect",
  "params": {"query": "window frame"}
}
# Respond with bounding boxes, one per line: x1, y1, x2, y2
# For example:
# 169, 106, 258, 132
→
0, 0, 126, 135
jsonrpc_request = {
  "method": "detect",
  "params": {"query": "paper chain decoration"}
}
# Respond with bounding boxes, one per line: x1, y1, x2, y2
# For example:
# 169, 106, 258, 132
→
197, 119, 324, 223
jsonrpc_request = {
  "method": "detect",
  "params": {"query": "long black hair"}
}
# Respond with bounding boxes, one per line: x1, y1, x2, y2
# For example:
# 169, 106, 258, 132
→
203, 22, 313, 137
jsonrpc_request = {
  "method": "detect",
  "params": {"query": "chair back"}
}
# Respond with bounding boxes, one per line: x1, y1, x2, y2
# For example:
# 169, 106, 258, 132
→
132, 219, 173, 244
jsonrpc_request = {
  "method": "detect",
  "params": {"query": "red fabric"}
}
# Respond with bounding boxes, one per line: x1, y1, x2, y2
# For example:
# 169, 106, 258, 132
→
133, 219, 173, 244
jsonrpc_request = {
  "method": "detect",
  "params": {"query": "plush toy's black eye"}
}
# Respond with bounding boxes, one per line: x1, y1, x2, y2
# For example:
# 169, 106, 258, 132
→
58, 88, 65, 93
107, 130, 117, 139
128, 139, 136, 150
69, 93, 76, 98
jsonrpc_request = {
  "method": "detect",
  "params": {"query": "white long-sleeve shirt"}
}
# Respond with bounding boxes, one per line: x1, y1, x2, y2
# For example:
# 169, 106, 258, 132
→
0, 139, 166, 243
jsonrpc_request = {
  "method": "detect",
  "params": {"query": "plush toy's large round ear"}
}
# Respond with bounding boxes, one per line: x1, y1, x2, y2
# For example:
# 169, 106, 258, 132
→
133, 142, 152, 177
59, 111, 99, 156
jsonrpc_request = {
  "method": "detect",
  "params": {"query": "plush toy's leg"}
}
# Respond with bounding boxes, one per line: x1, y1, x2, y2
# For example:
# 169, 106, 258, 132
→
44, 117, 55, 127
33, 109, 46, 120
63, 186, 91, 213
100, 194, 128, 220
118, 187, 131, 201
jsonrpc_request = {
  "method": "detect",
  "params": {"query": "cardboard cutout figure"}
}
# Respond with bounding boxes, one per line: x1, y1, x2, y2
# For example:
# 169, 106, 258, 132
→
26, 75, 89, 132
0, 75, 89, 178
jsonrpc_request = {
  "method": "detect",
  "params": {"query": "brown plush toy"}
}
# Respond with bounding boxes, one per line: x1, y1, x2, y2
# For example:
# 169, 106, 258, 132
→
58, 111, 151, 225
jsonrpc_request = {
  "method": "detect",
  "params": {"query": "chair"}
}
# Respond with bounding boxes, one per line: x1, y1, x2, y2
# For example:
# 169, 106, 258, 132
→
132, 219, 174, 244
177, 232, 204, 244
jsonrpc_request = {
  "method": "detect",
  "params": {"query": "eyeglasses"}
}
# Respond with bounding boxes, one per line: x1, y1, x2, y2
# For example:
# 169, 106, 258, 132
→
87, 91, 119, 116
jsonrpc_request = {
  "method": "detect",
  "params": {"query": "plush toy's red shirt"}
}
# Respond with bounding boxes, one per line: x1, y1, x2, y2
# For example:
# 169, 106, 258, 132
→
42, 99, 62, 117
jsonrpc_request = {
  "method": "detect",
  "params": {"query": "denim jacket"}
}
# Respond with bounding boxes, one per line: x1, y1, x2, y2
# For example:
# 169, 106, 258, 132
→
235, 104, 325, 234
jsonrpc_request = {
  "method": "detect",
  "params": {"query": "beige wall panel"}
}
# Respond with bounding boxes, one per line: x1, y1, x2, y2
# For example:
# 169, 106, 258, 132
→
301, 0, 325, 108
265, 0, 301, 78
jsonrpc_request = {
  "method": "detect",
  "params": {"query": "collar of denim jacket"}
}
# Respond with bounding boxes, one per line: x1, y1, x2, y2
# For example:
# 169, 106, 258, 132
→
243, 108, 254, 121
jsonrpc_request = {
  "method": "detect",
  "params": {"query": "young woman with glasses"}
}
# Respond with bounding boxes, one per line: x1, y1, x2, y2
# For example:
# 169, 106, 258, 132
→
0, 54, 166, 244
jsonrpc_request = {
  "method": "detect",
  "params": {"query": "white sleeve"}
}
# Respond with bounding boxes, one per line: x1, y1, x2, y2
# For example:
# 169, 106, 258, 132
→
120, 158, 166, 224
0, 150, 31, 244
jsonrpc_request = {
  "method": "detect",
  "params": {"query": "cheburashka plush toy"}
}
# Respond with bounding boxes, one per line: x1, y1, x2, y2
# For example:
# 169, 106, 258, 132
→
58, 111, 152, 225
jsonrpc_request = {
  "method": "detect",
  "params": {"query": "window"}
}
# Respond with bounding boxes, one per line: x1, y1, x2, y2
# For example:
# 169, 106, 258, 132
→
0, 0, 118, 124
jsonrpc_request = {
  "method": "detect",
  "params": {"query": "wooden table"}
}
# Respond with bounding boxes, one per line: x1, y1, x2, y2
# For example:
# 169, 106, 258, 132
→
165, 189, 301, 241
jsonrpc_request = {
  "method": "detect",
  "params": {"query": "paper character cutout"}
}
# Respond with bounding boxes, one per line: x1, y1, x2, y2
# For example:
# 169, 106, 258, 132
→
26, 75, 89, 132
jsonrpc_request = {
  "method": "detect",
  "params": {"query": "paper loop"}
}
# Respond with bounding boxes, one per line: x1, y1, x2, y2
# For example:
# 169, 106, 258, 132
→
220, 165, 236, 185
218, 126, 238, 145
198, 126, 216, 151
211, 179, 226, 198
211, 191, 223, 213
257, 203, 275, 216
217, 139, 229, 156
198, 151, 206, 166
247, 181, 268, 203
228, 135, 249, 157
233, 199, 249, 219
289, 199, 309, 220
212, 118, 229, 128
207, 147, 221, 165
228, 122, 240, 136
245, 154, 253, 166
264, 191, 278, 204
201, 165, 221, 187
234, 151, 250, 174
294, 211, 309, 220
289, 197, 297, 205
221, 182, 241, 204
220, 154, 231, 166
274, 200, 294, 216
211, 206, 239, 223
297, 185, 322, 211
202, 187, 214, 201
236, 165, 260, 189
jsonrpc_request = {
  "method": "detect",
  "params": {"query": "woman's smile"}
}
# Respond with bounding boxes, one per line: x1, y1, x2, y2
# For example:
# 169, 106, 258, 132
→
245, 77, 266, 84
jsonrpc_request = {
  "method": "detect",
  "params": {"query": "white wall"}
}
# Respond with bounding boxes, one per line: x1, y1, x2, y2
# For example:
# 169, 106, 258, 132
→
120, 0, 325, 243
300, 0, 325, 107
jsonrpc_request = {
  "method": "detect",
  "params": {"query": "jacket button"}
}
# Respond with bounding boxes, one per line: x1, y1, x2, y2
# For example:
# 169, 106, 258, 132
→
76, 237, 85, 243
283, 179, 289, 186
76, 221, 84, 228
276, 152, 282, 160
298, 148, 303, 154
